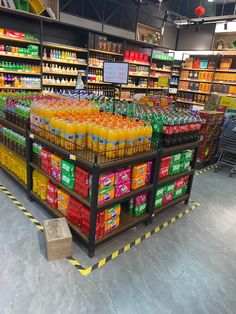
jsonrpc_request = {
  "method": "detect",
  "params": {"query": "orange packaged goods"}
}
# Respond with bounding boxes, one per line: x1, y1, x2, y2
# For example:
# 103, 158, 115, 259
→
131, 175, 146, 190
51, 154, 62, 170
131, 163, 147, 179
58, 189, 70, 204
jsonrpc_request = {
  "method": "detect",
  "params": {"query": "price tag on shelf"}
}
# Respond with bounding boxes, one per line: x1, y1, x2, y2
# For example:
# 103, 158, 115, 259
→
29, 133, 35, 139
69, 154, 76, 161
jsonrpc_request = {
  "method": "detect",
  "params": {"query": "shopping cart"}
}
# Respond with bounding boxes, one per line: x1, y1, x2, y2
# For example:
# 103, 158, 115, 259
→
214, 119, 236, 177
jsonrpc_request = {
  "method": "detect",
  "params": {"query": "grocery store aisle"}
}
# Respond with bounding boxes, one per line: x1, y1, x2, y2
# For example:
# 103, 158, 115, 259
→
0, 167, 236, 314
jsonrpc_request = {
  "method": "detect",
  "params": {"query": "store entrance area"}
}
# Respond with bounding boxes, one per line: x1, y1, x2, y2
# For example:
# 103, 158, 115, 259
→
0, 167, 235, 314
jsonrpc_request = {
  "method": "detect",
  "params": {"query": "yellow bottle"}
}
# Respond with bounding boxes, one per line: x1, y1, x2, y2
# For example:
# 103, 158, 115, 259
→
76, 123, 86, 151
98, 125, 107, 155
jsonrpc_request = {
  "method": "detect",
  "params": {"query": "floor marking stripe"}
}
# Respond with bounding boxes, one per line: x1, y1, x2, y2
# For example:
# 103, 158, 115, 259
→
0, 181, 201, 277
195, 164, 215, 176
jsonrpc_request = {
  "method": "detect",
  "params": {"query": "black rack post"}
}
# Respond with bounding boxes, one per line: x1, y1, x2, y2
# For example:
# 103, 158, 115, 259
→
146, 150, 161, 224
26, 131, 33, 200
185, 144, 199, 205
88, 155, 100, 257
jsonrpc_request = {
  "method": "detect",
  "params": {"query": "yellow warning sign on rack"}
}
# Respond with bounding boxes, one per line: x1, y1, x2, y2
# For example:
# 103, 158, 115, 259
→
220, 96, 236, 109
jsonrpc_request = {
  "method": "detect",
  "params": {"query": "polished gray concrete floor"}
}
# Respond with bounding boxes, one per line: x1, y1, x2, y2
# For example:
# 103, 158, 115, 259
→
0, 167, 236, 314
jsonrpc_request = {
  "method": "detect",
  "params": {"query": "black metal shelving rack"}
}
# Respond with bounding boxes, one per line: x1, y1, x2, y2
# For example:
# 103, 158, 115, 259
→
0, 114, 199, 257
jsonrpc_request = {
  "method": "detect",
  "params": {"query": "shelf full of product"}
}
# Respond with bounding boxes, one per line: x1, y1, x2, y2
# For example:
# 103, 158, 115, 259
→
0, 90, 201, 257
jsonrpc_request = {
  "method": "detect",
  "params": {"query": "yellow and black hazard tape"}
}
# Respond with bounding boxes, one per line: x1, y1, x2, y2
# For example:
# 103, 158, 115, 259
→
68, 200, 200, 276
195, 164, 215, 176
0, 182, 44, 231
0, 181, 200, 277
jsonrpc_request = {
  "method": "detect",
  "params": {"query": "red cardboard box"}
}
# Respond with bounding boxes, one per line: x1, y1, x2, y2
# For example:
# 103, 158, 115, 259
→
159, 166, 169, 179
161, 156, 172, 168
74, 179, 90, 198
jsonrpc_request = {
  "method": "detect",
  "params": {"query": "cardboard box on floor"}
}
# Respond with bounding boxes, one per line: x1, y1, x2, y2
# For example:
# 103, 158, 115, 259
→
43, 218, 72, 261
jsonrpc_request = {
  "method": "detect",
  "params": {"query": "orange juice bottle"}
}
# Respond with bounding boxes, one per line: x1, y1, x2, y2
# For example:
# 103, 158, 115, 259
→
60, 120, 67, 149
144, 122, 152, 151
98, 125, 107, 155
106, 128, 115, 159
76, 123, 86, 151
55, 119, 61, 147
65, 121, 76, 151
125, 125, 134, 156
50, 118, 56, 143
87, 122, 93, 150
92, 123, 99, 153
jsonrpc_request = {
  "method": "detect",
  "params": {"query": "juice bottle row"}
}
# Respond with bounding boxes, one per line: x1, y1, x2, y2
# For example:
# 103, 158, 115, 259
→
43, 49, 87, 64
1, 127, 26, 156
0, 44, 39, 57
0, 61, 40, 73
43, 76, 77, 86
43, 63, 85, 75
0, 144, 27, 184
0, 74, 41, 88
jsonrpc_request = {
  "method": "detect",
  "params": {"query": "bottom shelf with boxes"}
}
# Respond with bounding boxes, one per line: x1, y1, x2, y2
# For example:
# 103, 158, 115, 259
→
155, 175, 190, 209
33, 168, 150, 240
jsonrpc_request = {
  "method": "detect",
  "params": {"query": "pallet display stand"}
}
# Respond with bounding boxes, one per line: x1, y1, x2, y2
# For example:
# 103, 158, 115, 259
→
0, 111, 199, 257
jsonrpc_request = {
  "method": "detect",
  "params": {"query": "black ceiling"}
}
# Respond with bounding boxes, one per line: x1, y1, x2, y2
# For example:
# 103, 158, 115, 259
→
60, 0, 236, 31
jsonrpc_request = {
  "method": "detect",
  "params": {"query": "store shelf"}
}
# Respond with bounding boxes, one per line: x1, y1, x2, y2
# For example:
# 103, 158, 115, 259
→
43, 41, 88, 53
182, 68, 214, 72
43, 71, 82, 76
178, 89, 210, 95
0, 116, 27, 135
170, 83, 178, 86
0, 52, 40, 60
172, 73, 179, 77
176, 99, 205, 106
173, 65, 181, 68
30, 191, 89, 244
87, 81, 111, 85
0, 86, 41, 90
215, 69, 236, 73
42, 57, 87, 66
98, 184, 153, 211
129, 73, 149, 78
0, 141, 25, 160
88, 65, 103, 69
127, 61, 150, 67
0, 163, 27, 191
211, 92, 236, 98
121, 86, 147, 89
213, 81, 236, 85
0, 69, 41, 75
89, 48, 123, 56
148, 87, 168, 90
161, 142, 199, 157
169, 91, 177, 95
180, 78, 212, 83
96, 210, 149, 245
42, 82, 76, 87
30, 133, 93, 171
154, 194, 190, 214
30, 162, 91, 208
99, 150, 158, 172
158, 169, 194, 187
0, 34, 39, 44
150, 68, 171, 73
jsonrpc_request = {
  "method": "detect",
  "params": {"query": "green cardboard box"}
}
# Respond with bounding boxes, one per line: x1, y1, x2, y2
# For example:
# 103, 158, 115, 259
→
62, 160, 75, 177
171, 153, 181, 164
133, 203, 147, 217
165, 183, 175, 194
156, 187, 165, 198
182, 185, 188, 194
169, 163, 181, 176
62, 174, 75, 190
155, 197, 163, 208
174, 187, 183, 199
181, 161, 191, 172
181, 150, 192, 163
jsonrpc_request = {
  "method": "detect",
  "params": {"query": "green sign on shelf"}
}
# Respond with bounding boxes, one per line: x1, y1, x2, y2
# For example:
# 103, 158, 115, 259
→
152, 53, 174, 61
